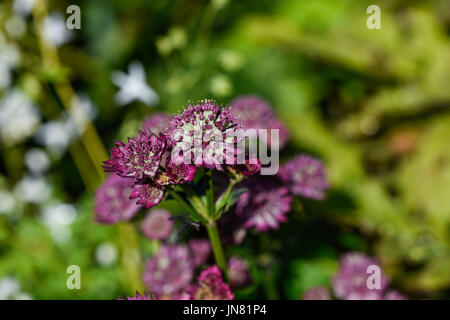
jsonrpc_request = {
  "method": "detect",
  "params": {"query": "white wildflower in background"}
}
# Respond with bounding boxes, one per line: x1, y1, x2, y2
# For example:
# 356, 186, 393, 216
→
42, 12, 73, 47
14, 175, 51, 204
111, 61, 159, 107
35, 116, 77, 155
0, 190, 16, 215
95, 242, 118, 267
4, 15, 27, 39
13, 0, 36, 17
41, 203, 77, 244
0, 277, 20, 300
0, 89, 40, 145
25, 148, 51, 174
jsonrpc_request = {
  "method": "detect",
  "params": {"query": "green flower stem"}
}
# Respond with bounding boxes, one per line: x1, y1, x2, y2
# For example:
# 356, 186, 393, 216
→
206, 223, 229, 282
168, 189, 208, 223
206, 171, 215, 217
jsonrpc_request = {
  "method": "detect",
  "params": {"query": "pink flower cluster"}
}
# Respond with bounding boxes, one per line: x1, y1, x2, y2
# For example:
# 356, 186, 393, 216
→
303, 252, 407, 300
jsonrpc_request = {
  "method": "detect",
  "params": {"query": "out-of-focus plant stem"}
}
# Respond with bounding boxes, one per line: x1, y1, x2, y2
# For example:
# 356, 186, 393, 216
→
32, 0, 143, 294
206, 223, 229, 282
32, 0, 107, 185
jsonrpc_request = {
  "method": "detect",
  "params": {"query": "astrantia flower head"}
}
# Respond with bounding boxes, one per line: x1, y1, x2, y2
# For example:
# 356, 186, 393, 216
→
166, 100, 242, 170
143, 112, 172, 135
94, 174, 141, 224
228, 257, 251, 288
188, 239, 211, 267
235, 177, 292, 231
141, 209, 173, 240
103, 131, 167, 182
165, 158, 197, 184
303, 287, 331, 300
130, 183, 165, 209
143, 245, 194, 296
279, 154, 329, 200
189, 265, 234, 300
230, 95, 290, 149
332, 252, 389, 300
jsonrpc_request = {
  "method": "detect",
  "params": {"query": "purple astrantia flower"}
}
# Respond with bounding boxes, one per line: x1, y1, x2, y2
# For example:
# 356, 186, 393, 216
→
143, 245, 194, 296
130, 183, 165, 208
303, 287, 331, 300
188, 265, 234, 300
118, 291, 152, 300
235, 177, 292, 231
103, 131, 167, 182
94, 174, 141, 224
141, 209, 173, 240
332, 252, 389, 300
165, 158, 197, 184
188, 239, 211, 267
236, 155, 261, 177
278, 154, 329, 200
383, 290, 407, 300
166, 100, 242, 170
228, 257, 251, 288
229, 95, 290, 149
143, 112, 173, 135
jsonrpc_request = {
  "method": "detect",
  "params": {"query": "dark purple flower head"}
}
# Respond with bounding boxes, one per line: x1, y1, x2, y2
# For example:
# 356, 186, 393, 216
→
142, 112, 173, 135
130, 183, 165, 209
279, 154, 329, 200
188, 239, 211, 267
165, 158, 197, 184
189, 265, 234, 300
141, 209, 173, 240
239, 156, 261, 176
235, 177, 292, 231
103, 131, 167, 182
303, 287, 331, 300
118, 291, 152, 300
332, 252, 389, 300
143, 245, 194, 296
228, 257, 251, 288
94, 174, 141, 224
166, 100, 242, 170
230, 95, 290, 149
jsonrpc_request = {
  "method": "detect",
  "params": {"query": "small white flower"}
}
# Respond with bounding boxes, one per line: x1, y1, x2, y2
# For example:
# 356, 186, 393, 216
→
42, 12, 73, 47
95, 242, 118, 267
41, 203, 77, 229
111, 61, 159, 107
13, 0, 36, 17
41, 203, 77, 244
0, 190, 16, 215
25, 148, 51, 174
14, 175, 51, 204
0, 277, 20, 300
35, 116, 77, 155
4, 15, 27, 39
0, 89, 40, 145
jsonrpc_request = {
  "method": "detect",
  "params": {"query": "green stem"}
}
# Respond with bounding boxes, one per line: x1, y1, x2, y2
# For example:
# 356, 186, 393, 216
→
168, 189, 206, 223
206, 223, 228, 281
206, 171, 215, 217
